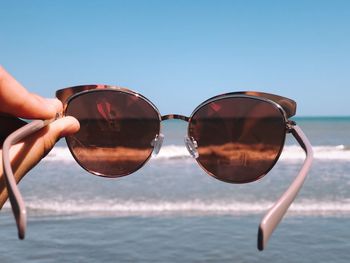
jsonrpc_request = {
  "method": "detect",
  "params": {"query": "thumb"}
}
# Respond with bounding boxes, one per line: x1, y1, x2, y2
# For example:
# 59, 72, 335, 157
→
9, 116, 80, 176
40, 116, 80, 155
0, 116, 80, 207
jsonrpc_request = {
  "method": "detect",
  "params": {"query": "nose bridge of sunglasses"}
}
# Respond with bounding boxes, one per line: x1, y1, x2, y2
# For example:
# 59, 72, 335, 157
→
161, 114, 198, 158
161, 114, 190, 122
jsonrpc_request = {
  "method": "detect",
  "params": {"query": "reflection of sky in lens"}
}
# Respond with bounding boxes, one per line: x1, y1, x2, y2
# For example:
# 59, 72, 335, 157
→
0, 1, 349, 117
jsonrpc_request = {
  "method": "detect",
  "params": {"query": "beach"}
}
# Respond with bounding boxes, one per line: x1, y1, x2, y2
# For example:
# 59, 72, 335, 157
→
1, 117, 350, 262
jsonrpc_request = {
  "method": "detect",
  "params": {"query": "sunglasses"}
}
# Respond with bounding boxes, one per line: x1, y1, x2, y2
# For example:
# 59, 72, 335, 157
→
2, 85, 313, 250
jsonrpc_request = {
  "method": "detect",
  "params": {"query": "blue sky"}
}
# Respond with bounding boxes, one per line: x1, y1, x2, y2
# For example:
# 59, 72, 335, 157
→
0, 0, 349, 116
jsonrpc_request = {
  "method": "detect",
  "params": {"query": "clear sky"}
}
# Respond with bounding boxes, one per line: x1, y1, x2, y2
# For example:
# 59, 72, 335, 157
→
0, 0, 349, 116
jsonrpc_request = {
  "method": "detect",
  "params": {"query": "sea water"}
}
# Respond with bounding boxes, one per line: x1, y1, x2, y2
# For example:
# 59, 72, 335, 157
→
1, 117, 350, 262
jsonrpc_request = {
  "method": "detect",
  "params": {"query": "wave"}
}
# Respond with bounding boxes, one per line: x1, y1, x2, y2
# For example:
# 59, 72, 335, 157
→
43, 145, 350, 162
3, 199, 350, 217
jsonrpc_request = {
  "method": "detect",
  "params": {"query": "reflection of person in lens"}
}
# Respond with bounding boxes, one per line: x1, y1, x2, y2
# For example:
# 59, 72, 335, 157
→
66, 93, 124, 148
0, 66, 80, 208
190, 98, 285, 183
71, 92, 158, 149
96, 99, 121, 132
65, 90, 160, 176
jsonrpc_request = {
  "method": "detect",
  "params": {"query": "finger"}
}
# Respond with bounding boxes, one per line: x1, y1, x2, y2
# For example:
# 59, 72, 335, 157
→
0, 116, 80, 207
40, 116, 81, 155
9, 116, 80, 174
0, 66, 59, 119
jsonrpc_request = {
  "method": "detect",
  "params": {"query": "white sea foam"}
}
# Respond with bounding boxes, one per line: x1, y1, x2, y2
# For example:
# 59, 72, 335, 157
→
3, 199, 350, 217
43, 145, 350, 162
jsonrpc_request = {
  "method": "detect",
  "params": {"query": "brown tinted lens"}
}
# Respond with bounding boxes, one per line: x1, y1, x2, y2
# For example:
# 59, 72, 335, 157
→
65, 90, 160, 177
189, 97, 286, 183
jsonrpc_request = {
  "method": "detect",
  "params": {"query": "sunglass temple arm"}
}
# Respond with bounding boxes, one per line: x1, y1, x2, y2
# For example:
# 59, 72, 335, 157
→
2, 118, 56, 239
257, 124, 313, 251
4, 115, 312, 248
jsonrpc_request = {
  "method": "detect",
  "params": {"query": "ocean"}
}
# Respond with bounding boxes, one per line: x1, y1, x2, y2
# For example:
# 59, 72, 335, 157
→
1, 117, 350, 262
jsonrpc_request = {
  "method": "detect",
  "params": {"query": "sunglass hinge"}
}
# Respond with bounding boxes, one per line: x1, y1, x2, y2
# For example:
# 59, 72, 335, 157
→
286, 120, 296, 133
55, 111, 63, 120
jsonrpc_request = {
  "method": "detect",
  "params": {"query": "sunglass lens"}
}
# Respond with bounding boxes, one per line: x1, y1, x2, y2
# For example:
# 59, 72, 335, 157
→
188, 97, 286, 183
65, 90, 160, 177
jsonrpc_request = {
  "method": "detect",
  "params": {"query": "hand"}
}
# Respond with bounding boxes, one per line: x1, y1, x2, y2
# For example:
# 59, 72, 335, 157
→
0, 66, 80, 207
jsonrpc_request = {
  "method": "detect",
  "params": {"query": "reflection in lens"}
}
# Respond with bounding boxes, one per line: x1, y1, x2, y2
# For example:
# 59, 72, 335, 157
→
65, 90, 160, 177
188, 97, 286, 183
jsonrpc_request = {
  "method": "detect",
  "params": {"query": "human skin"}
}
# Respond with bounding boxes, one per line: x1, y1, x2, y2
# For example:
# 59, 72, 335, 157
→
0, 66, 80, 207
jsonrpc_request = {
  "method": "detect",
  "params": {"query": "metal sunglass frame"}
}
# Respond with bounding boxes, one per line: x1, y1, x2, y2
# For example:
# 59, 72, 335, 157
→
2, 85, 313, 251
